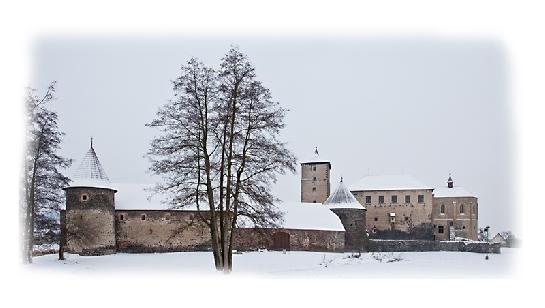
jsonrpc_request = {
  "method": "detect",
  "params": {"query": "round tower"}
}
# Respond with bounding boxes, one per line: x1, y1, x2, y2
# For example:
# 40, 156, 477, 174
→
324, 178, 367, 251
62, 139, 117, 255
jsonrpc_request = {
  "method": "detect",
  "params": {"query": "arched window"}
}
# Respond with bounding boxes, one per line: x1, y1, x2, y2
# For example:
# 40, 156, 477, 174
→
459, 204, 464, 214
440, 204, 445, 214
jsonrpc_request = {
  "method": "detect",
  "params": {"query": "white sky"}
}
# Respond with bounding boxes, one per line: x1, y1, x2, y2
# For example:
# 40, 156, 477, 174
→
31, 35, 514, 233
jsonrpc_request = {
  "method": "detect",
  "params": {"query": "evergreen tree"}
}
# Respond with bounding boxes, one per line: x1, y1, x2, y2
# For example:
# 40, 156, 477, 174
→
23, 81, 71, 263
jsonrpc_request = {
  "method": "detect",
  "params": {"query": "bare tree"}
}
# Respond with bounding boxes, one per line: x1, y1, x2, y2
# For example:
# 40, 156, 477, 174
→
147, 47, 296, 272
22, 81, 72, 263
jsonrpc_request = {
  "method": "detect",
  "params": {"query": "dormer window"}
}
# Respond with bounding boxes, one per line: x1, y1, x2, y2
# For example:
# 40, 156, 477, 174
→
81, 194, 89, 202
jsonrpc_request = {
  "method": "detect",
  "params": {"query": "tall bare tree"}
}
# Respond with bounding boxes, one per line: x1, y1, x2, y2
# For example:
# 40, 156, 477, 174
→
22, 82, 71, 264
147, 48, 296, 272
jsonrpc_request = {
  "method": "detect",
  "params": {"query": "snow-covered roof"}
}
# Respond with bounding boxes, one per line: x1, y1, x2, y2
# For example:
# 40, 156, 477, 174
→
276, 201, 345, 232
349, 174, 433, 191
67, 144, 115, 190
324, 180, 365, 210
301, 158, 331, 164
114, 184, 344, 231
433, 186, 475, 198
114, 183, 211, 211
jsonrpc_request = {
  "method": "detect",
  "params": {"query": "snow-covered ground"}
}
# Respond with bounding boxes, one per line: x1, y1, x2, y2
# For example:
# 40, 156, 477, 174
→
31, 248, 517, 278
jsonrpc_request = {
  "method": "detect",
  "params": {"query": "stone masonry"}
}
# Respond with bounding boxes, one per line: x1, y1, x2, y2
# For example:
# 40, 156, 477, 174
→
300, 161, 331, 203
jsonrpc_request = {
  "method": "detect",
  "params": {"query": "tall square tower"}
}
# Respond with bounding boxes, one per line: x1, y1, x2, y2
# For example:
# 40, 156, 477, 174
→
300, 148, 331, 203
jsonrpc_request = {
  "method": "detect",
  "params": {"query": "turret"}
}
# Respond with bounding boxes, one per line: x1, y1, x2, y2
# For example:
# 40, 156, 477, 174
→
447, 174, 454, 188
62, 139, 117, 255
324, 178, 367, 251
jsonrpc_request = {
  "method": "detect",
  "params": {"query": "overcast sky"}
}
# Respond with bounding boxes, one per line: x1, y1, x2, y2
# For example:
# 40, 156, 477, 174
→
31, 35, 514, 233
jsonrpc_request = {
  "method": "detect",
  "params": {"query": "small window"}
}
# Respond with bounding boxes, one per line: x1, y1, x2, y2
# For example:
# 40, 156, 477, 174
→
438, 226, 444, 233
404, 216, 409, 221
405, 195, 411, 203
81, 194, 89, 202
313, 176, 317, 181
378, 196, 384, 204
374, 217, 378, 221
119, 214, 124, 221
312, 166, 316, 171
313, 200, 317, 203
165, 214, 170, 220
440, 204, 445, 214
391, 195, 397, 204
312, 187, 316, 191
460, 204, 464, 214
365, 196, 372, 204
462, 225, 466, 229
141, 214, 146, 221
418, 195, 424, 203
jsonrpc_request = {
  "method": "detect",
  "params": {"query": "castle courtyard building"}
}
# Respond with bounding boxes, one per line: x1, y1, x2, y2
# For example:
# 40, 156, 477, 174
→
432, 176, 478, 241
349, 174, 434, 239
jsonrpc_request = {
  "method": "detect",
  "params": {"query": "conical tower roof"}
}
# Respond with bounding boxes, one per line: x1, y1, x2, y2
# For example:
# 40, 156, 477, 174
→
67, 140, 115, 190
324, 178, 365, 209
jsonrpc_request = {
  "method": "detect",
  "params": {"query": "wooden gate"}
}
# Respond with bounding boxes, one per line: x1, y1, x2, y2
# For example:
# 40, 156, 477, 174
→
272, 231, 290, 251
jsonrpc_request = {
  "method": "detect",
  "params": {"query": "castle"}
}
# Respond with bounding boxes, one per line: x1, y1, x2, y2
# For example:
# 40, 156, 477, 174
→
60, 144, 479, 256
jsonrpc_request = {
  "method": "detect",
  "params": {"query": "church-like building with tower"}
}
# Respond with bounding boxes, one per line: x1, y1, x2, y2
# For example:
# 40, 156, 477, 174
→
60, 143, 480, 256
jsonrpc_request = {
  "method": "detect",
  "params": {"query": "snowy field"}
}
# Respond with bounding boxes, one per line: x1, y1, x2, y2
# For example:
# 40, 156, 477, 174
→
31, 248, 518, 278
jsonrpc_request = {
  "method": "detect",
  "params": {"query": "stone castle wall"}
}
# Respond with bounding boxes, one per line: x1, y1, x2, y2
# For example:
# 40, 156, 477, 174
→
367, 239, 500, 254
114, 210, 211, 252
234, 228, 344, 252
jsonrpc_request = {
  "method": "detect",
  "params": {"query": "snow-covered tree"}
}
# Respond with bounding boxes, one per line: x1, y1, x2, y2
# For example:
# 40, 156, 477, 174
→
147, 48, 296, 272
22, 81, 71, 264
478, 226, 491, 242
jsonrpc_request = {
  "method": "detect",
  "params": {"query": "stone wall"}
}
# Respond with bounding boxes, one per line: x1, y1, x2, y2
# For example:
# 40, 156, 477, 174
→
114, 210, 211, 253
301, 162, 331, 203
63, 187, 116, 255
330, 208, 366, 251
432, 196, 478, 240
352, 189, 434, 239
234, 227, 344, 252
367, 239, 501, 254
